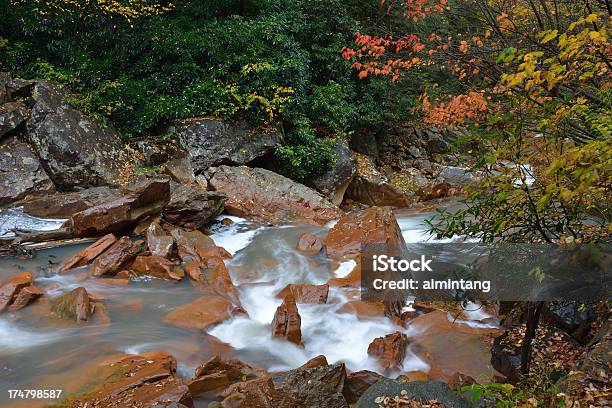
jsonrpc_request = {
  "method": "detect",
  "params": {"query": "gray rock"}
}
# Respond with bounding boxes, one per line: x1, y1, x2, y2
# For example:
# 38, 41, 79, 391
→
305, 139, 356, 205
425, 131, 451, 153
209, 165, 342, 226
0, 72, 10, 103
27, 80, 122, 190
0, 102, 28, 138
0, 138, 55, 206
162, 184, 226, 230
438, 165, 482, 187
272, 363, 348, 408
349, 131, 379, 158
162, 156, 196, 184
175, 118, 282, 172
18, 186, 119, 218
355, 379, 470, 408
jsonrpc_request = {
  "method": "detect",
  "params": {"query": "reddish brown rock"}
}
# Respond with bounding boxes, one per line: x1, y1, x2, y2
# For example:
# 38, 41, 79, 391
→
0, 272, 39, 313
367, 331, 409, 371
91, 236, 140, 277
188, 356, 263, 397
271, 295, 302, 346
343, 370, 384, 404
51, 287, 91, 322
276, 284, 329, 304
296, 232, 324, 255
337, 300, 385, 320
132, 255, 184, 281
298, 355, 329, 370
57, 350, 193, 407
146, 221, 174, 258
19, 186, 119, 218
171, 227, 216, 262
59, 233, 117, 273
209, 165, 342, 226
162, 295, 234, 330
9, 284, 44, 310
69, 180, 170, 237
325, 206, 406, 259
218, 377, 280, 408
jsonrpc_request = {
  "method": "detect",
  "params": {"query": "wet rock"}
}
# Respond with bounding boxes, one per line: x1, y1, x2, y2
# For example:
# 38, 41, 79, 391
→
59, 350, 194, 407
271, 295, 303, 346
70, 179, 170, 237
147, 222, 174, 258
163, 184, 226, 231
188, 356, 263, 397
162, 155, 196, 184
219, 377, 280, 408
163, 295, 234, 330
388, 168, 431, 197
175, 118, 282, 172
421, 181, 454, 201
447, 372, 476, 390
343, 370, 384, 404
19, 186, 119, 218
27, 80, 122, 189
209, 165, 342, 226
305, 139, 356, 205
295, 232, 323, 255
59, 233, 117, 273
272, 362, 348, 408
51, 287, 91, 322
0, 138, 55, 206
91, 236, 140, 277
325, 206, 407, 260
298, 355, 329, 370
437, 165, 481, 187
337, 300, 385, 320
367, 331, 409, 371
355, 379, 470, 408
276, 283, 329, 304
170, 227, 216, 262
345, 153, 412, 207
0, 102, 28, 138
0, 272, 43, 312
132, 255, 184, 281
490, 329, 523, 384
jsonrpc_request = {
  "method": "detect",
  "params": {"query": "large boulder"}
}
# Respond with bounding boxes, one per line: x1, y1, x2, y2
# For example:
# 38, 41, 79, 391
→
271, 295, 303, 346
187, 356, 264, 397
305, 139, 356, 205
355, 379, 470, 408
325, 206, 406, 260
162, 295, 234, 330
343, 370, 385, 404
345, 153, 412, 207
162, 184, 225, 231
437, 165, 481, 187
0, 102, 28, 138
174, 118, 282, 172
210, 165, 342, 225
50, 286, 92, 323
0, 138, 55, 206
19, 186, 118, 218
69, 179, 170, 237
27, 80, 122, 190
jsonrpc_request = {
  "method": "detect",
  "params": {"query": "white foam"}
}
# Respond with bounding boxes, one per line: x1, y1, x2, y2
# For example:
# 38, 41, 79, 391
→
0, 319, 65, 354
334, 260, 356, 278
0, 207, 66, 238
210, 216, 263, 255
448, 302, 499, 329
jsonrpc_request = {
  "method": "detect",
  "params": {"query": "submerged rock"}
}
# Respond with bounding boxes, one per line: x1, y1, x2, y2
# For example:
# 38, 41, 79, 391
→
295, 232, 324, 255
209, 165, 342, 225
367, 331, 409, 372
175, 118, 282, 172
27, 80, 123, 190
271, 295, 303, 346
69, 179, 170, 237
0, 138, 55, 206
162, 184, 225, 231
162, 295, 234, 330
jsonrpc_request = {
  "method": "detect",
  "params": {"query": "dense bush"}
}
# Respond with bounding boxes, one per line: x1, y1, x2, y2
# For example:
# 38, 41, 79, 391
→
0, 0, 457, 178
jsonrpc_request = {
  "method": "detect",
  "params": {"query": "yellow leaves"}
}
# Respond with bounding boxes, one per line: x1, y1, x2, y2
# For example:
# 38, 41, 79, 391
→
540, 30, 558, 44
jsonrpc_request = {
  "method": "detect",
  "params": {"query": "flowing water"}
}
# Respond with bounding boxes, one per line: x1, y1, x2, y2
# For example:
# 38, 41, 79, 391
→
0, 207, 499, 407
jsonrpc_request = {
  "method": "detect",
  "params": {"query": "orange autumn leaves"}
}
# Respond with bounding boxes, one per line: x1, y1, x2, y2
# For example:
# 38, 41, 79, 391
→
419, 92, 489, 129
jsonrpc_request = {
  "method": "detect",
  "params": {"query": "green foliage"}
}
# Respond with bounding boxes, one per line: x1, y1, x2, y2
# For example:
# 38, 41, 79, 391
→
274, 120, 337, 180
461, 373, 562, 407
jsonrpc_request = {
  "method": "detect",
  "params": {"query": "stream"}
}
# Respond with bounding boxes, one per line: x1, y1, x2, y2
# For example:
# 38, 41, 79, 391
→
0, 207, 500, 407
